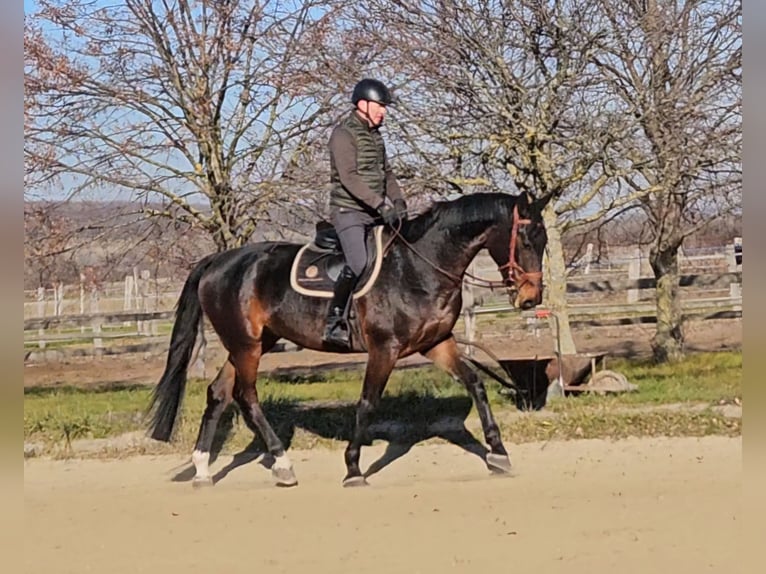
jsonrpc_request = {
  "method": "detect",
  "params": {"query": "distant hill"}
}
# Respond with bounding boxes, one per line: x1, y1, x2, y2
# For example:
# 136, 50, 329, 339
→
23, 198, 325, 289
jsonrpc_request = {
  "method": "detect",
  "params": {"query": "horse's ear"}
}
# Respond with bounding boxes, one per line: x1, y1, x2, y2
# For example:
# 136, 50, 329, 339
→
534, 192, 554, 211
525, 191, 534, 205
516, 191, 534, 217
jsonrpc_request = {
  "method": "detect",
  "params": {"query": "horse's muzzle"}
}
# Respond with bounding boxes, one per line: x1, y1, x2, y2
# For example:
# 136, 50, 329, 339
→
511, 280, 543, 310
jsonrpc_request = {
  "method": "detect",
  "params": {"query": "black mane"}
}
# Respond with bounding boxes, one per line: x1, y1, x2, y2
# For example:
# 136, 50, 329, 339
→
400, 192, 517, 243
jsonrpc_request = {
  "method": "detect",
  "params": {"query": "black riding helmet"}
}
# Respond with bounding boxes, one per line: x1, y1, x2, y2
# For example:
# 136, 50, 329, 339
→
351, 79, 393, 106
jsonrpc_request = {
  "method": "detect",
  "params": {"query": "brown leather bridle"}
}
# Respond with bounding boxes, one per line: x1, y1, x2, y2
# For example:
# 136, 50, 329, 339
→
493, 204, 543, 293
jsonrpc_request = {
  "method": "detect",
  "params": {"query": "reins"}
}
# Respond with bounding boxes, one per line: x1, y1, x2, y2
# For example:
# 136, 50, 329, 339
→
382, 222, 485, 286
454, 337, 519, 393
381, 204, 542, 292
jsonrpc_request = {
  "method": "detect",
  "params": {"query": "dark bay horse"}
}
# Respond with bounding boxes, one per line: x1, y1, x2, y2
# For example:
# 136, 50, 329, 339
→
147, 191, 548, 487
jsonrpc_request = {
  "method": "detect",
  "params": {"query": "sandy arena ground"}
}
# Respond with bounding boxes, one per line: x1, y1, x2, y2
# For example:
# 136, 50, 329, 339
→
24, 436, 741, 574
24, 319, 743, 573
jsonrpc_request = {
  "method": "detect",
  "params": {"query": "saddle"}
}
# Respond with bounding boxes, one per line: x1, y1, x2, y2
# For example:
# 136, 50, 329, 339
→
289, 221, 385, 298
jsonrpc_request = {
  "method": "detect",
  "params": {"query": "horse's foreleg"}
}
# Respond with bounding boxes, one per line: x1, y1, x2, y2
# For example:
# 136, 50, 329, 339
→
343, 347, 398, 487
191, 358, 236, 487
232, 340, 297, 487
424, 336, 512, 474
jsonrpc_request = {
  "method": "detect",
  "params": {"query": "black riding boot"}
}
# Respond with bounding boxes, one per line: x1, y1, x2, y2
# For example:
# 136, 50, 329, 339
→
322, 265, 358, 348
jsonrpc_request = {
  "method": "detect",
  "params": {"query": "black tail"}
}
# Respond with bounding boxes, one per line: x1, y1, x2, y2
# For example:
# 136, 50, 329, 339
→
148, 255, 216, 442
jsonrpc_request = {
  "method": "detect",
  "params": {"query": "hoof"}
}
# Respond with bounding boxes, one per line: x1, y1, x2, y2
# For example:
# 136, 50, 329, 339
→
342, 475, 369, 488
272, 466, 298, 488
192, 476, 214, 488
486, 453, 512, 475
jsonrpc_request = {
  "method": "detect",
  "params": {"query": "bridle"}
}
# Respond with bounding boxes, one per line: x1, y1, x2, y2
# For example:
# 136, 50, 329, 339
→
494, 204, 543, 293
384, 204, 543, 294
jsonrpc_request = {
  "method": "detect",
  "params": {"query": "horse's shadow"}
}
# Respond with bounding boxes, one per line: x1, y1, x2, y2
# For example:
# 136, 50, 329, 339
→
171, 393, 489, 485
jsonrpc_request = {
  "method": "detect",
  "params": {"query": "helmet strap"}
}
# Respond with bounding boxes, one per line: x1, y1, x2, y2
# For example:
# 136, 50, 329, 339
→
357, 101, 382, 128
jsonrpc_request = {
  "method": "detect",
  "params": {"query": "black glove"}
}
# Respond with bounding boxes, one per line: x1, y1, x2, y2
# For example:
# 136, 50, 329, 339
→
393, 198, 408, 219
378, 203, 400, 227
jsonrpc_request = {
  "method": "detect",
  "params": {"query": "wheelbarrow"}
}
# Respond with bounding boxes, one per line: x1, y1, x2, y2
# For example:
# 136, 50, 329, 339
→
459, 309, 636, 410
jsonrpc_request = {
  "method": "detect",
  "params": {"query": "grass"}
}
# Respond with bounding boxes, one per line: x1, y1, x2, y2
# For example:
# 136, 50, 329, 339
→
23, 350, 742, 458
550, 350, 742, 409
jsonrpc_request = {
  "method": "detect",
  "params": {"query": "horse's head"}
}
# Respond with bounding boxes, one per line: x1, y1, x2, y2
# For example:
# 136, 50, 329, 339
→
486, 192, 548, 310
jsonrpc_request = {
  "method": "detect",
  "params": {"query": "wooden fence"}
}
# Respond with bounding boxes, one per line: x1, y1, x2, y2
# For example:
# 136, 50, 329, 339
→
24, 241, 742, 362
24, 269, 180, 320
459, 239, 742, 349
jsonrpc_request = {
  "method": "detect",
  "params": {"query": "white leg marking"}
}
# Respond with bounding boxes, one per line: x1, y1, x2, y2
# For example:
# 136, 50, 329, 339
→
192, 449, 211, 478
272, 453, 293, 471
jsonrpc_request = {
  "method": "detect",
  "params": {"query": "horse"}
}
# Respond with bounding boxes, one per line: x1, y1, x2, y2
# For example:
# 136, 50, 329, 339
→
147, 191, 548, 487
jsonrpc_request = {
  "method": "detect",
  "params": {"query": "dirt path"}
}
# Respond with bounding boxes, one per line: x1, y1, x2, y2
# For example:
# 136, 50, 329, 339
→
24, 436, 741, 574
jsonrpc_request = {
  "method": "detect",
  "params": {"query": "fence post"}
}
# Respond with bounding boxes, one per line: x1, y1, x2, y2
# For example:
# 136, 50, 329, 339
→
140, 270, 152, 309
92, 317, 104, 357
627, 247, 641, 303
79, 273, 86, 321
583, 243, 593, 275
728, 237, 742, 300
134, 269, 154, 335
134, 268, 146, 334
79, 275, 86, 333
122, 275, 133, 328
35, 286, 46, 318
35, 287, 46, 348
89, 285, 100, 314
35, 289, 45, 348
124, 275, 134, 311
53, 281, 64, 316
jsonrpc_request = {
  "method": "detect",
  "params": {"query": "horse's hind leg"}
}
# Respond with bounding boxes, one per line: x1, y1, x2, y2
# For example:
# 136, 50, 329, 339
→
232, 337, 297, 487
423, 335, 512, 475
191, 358, 236, 487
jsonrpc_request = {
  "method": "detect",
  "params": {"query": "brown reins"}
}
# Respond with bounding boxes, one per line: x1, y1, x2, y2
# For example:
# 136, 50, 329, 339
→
382, 204, 542, 292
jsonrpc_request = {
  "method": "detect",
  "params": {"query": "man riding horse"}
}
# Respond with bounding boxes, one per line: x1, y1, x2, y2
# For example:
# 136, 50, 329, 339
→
323, 78, 408, 348
146, 78, 549, 489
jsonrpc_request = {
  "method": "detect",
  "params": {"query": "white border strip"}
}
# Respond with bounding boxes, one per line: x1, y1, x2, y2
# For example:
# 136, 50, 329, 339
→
289, 226, 385, 299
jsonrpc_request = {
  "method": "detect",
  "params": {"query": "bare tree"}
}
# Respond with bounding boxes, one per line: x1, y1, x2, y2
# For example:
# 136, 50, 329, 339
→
25, 0, 342, 251
24, 203, 78, 287
594, 0, 741, 361
344, 0, 649, 353
23, 197, 216, 290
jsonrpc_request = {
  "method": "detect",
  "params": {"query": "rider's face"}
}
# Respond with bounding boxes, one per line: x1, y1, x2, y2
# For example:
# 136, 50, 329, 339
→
359, 100, 387, 127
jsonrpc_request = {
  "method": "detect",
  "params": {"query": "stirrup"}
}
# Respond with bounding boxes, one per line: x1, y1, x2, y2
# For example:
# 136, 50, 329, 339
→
323, 317, 350, 347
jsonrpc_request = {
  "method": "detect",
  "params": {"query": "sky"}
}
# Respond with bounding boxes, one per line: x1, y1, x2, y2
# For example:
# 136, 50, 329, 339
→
25, 0, 741, 210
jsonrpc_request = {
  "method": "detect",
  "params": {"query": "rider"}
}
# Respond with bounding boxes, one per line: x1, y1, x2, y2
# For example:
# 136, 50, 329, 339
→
322, 78, 408, 348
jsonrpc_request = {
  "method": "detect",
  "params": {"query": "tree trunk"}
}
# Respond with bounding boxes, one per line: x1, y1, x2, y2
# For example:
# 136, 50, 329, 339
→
649, 242, 684, 363
541, 203, 577, 355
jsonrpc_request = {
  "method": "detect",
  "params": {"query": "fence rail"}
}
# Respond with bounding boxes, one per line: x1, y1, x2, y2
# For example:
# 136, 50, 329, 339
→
24, 241, 742, 362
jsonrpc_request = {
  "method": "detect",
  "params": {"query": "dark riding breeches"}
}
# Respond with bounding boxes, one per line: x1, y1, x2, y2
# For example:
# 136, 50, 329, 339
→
331, 208, 375, 277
